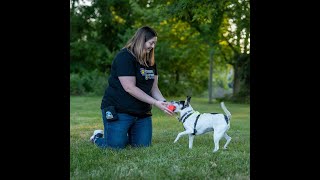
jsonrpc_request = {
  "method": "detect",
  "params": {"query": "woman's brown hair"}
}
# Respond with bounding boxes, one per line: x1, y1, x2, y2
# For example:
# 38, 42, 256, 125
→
124, 26, 157, 67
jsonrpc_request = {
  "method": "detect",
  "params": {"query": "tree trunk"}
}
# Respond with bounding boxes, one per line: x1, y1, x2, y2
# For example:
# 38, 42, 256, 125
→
233, 65, 241, 96
208, 49, 214, 104
175, 70, 179, 84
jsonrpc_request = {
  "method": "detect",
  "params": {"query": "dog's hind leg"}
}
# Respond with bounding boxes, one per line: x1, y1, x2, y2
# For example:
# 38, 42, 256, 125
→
188, 134, 195, 149
213, 130, 225, 153
174, 131, 192, 143
223, 133, 232, 149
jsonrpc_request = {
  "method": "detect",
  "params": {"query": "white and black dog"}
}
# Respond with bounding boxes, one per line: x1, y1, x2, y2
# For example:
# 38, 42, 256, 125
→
171, 96, 232, 153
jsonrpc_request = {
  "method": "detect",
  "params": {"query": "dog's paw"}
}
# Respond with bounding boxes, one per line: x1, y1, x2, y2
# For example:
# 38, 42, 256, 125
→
213, 149, 219, 153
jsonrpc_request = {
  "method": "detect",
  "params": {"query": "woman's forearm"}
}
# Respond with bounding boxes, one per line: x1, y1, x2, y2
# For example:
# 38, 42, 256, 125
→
125, 85, 158, 105
151, 86, 166, 102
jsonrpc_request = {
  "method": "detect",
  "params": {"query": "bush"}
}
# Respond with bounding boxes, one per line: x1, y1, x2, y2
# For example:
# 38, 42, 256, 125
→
70, 73, 85, 95
70, 70, 108, 96
226, 91, 250, 104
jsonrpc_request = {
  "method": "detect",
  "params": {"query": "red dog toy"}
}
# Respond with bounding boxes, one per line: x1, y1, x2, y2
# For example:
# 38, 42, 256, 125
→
168, 105, 176, 111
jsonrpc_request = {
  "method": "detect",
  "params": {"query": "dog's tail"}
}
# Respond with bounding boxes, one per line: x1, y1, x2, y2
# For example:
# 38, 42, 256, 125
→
220, 102, 231, 121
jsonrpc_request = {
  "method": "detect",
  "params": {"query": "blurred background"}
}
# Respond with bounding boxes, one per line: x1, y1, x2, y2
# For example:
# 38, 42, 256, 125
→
70, 0, 250, 103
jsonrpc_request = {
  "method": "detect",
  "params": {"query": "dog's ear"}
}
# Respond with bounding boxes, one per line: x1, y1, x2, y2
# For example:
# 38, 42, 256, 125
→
184, 97, 188, 106
187, 96, 191, 103
184, 96, 191, 107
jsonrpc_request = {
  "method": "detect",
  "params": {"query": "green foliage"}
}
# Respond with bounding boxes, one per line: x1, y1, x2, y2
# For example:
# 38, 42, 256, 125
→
70, 0, 135, 74
70, 70, 108, 96
227, 89, 250, 104
211, 62, 233, 89
70, 0, 250, 99
70, 73, 85, 95
152, 20, 210, 96
160, 0, 250, 99
70, 40, 115, 73
238, 55, 250, 89
70, 96, 250, 179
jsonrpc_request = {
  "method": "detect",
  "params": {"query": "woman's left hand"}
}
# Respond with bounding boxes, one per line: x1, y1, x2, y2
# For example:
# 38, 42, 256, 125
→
154, 101, 175, 116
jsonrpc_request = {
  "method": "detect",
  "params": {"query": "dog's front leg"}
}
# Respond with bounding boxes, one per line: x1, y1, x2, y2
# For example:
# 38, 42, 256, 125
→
174, 130, 192, 143
188, 134, 195, 149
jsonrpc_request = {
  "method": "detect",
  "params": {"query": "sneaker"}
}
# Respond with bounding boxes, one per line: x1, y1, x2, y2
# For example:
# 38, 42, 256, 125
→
90, 130, 104, 143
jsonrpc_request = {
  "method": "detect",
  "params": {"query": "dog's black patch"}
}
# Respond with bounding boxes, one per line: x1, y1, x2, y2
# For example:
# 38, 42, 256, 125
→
180, 100, 190, 110
224, 115, 229, 124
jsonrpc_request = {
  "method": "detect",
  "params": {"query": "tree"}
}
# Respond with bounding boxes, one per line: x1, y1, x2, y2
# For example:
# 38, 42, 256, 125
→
219, 0, 250, 101
159, 0, 250, 102
70, 0, 134, 74
126, 0, 210, 96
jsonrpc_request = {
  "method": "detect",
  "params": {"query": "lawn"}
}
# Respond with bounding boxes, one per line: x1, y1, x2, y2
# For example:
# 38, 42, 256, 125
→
70, 96, 250, 179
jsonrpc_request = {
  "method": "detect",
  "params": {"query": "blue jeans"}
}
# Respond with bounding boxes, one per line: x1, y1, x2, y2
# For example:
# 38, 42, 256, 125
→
95, 109, 152, 149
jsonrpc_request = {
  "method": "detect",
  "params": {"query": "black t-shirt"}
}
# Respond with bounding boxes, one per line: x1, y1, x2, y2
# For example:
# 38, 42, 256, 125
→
101, 48, 158, 117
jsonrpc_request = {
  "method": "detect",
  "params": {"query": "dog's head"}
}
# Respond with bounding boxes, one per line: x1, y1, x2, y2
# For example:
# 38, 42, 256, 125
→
171, 96, 193, 114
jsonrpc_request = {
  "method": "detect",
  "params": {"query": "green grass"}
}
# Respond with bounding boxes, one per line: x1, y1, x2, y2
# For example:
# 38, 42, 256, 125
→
70, 96, 250, 179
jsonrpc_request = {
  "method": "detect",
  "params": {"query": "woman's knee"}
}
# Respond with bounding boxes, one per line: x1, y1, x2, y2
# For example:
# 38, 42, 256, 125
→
106, 130, 128, 149
129, 118, 152, 147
